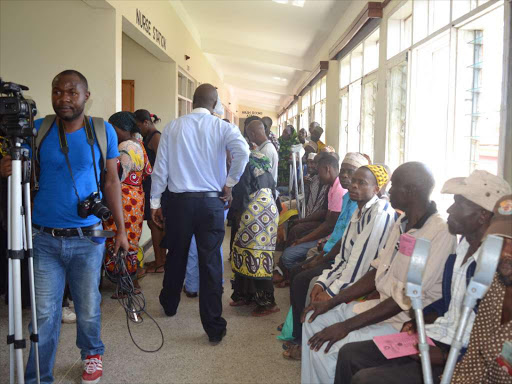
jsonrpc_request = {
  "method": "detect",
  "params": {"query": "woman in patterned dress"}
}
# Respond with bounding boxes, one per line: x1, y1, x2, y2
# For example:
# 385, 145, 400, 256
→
104, 112, 152, 293
230, 151, 280, 316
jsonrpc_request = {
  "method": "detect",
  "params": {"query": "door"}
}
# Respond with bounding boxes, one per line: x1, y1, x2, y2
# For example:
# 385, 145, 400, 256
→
122, 80, 134, 112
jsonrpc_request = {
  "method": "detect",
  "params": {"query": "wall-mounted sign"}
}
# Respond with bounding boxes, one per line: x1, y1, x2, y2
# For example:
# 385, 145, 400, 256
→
136, 9, 167, 50
241, 110, 263, 116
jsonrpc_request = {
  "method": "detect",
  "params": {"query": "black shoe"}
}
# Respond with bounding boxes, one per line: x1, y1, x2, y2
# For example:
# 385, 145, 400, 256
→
183, 287, 198, 298
159, 294, 176, 317
209, 329, 227, 345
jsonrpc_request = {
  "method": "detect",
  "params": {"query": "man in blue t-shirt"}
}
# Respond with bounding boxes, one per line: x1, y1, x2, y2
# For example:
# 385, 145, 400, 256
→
1, 70, 128, 384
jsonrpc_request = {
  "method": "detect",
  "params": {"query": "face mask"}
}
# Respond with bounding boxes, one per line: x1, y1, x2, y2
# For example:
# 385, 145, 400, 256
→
213, 95, 224, 116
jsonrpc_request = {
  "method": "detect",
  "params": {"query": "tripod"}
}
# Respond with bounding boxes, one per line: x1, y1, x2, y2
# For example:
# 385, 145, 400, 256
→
7, 138, 40, 384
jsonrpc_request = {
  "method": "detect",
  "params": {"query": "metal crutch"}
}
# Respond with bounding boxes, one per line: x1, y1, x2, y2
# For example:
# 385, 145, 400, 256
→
440, 234, 504, 384
406, 238, 434, 384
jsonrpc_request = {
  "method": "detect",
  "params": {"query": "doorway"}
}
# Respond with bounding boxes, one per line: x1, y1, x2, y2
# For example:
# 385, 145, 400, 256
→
122, 80, 135, 111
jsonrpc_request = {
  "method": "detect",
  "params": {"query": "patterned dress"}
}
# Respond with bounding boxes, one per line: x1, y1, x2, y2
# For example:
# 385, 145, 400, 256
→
104, 139, 152, 277
230, 152, 279, 307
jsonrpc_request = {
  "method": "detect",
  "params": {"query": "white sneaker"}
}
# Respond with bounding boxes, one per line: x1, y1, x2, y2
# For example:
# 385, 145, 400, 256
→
62, 306, 76, 324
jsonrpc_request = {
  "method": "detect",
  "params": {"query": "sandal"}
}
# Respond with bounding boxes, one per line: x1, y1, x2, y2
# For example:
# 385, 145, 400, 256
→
283, 345, 301, 360
277, 322, 284, 332
252, 304, 280, 317
229, 300, 250, 307
111, 289, 141, 300
146, 264, 165, 273
282, 340, 298, 350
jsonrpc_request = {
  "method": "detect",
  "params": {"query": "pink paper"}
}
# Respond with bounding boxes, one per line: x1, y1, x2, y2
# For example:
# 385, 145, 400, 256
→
399, 233, 417, 257
373, 332, 436, 359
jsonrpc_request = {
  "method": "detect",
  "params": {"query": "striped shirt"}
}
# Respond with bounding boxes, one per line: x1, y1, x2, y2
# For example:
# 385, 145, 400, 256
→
316, 195, 396, 297
426, 239, 477, 346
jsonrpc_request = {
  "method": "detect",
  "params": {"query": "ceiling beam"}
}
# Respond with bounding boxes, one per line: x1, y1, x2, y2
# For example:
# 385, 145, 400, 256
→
224, 75, 291, 96
202, 38, 309, 71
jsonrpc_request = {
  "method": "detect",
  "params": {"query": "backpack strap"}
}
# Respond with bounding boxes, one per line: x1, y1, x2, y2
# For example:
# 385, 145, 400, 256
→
33, 114, 57, 191
35, 115, 56, 163
90, 117, 107, 172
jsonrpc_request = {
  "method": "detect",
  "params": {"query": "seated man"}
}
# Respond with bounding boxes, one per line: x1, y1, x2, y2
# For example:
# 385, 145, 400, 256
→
300, 162, 457, 384
275, 153, 345, 284
452, 194, 512, 384
283, 164, 396, 360
335, 171, 510, 384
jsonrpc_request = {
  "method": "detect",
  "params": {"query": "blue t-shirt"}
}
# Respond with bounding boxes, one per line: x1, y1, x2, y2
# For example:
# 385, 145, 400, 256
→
32, 117, 119, 228
323, 193, 358, 254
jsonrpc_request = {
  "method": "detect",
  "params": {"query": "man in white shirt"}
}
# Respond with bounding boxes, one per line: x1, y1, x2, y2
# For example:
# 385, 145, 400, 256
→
151, 84, 250, 344
246, 119, 278, 183
334, 170, 511, 384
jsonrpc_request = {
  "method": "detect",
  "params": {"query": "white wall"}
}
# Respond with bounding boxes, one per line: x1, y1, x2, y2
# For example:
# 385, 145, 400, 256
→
0, 0, 117, 120
122, 34, 174, 126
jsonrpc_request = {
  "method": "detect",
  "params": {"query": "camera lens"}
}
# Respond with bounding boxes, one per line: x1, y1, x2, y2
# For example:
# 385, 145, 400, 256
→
92, 203, 111, 221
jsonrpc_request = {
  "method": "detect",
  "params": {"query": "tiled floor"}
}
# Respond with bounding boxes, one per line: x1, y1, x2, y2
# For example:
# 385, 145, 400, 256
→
0, 227, 300, 383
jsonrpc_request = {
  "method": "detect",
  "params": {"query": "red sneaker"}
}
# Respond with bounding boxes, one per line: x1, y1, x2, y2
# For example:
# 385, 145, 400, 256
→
82, 354, 103, 384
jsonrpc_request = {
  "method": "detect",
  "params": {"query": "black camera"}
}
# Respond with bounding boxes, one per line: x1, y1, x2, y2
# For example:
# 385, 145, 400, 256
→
78, 192, 112, 221
0, 78, 37, 139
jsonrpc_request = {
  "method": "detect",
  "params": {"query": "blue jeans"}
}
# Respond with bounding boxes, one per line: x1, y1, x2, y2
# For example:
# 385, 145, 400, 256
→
280, 240, 318, 271
25, 226, 105, 384
184, 209, 227, 293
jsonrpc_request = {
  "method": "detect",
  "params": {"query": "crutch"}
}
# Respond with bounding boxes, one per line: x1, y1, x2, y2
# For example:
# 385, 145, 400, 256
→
440, 234, 504, 384
406, 238, 433, 384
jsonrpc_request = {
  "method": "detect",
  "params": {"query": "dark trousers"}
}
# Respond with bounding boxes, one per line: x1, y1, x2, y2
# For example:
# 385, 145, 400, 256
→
159, 196, 227, 338
289, 257, 332, 341
335, 340, 444, 384
286, 220, 320, 246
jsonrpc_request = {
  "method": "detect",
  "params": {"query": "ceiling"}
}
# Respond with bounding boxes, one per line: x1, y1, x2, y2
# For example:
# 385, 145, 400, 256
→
176, 0, 353, 112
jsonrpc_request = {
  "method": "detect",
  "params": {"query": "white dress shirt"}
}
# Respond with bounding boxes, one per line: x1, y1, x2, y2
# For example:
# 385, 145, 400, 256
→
256, 140, 279, 183
316, 196, 396, 297
353, 207, 457, 330
426, 239, 477, 347
150, 108, 249, 208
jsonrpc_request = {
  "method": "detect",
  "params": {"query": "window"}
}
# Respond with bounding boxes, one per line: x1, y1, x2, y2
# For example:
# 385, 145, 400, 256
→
287, 103, 299, 129
386, 58, 408, 171
300, 90, 311, 131
339, 92, 349, 158
387, 1, 413, 59
338, 28, 380, 159
453, 5, 504, 176
388, 2, 506, 215
360, 78, 378, 157
178, 70, 196, 117
311, 77, 327, 132
407, 32, 451, 207
413, 0, 450, 43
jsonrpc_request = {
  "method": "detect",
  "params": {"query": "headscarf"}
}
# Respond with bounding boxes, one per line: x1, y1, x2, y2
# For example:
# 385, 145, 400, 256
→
109, 111, 139, 133
342, 152, 369, 169
304, 141, 318, 153
321, 145, 335, 153
249, 150, 271, 178
364, 164, 389, 189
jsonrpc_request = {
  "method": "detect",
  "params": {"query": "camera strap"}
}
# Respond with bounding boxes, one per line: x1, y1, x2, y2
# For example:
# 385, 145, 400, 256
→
57, 118, 101, 205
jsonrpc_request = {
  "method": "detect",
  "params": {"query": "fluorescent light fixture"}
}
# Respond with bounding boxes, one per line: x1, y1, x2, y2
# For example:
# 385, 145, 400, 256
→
273, 76, 288, 81
272, 0, 305, 7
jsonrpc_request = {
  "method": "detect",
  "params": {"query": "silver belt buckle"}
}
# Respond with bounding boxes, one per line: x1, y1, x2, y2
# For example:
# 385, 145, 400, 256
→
51, 228, 63, 237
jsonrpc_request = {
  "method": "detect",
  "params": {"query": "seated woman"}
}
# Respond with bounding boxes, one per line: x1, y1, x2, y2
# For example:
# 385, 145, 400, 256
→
104, 112, 152, 295
230, 151, 280, 317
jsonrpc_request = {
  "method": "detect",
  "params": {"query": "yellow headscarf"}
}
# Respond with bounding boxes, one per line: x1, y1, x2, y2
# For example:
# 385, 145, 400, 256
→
364, 165, 389, 189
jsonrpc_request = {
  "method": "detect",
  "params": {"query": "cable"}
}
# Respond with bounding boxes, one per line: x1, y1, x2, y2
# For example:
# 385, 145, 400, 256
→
104, 249, 164, 353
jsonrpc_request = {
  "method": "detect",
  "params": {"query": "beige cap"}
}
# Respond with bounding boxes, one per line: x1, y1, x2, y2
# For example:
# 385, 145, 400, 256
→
441, 170, 511, 212
308, 153, 317, 160
342, 152, 370, 169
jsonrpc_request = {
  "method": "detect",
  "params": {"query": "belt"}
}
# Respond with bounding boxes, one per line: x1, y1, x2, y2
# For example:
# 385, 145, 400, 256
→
33, 223, 115, 238
169, 191, 221, 198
